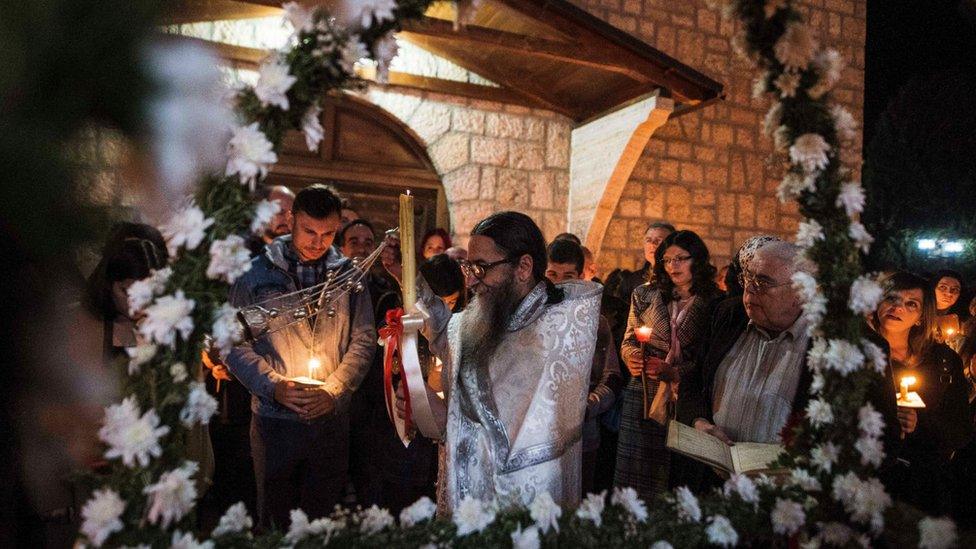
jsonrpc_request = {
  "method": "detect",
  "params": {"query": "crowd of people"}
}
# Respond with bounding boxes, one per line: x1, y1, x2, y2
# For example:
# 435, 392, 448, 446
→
84, 183, 976, 532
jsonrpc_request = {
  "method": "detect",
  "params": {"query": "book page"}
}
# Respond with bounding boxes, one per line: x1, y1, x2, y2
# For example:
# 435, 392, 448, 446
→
729, 443, 783, 474
666, 421, 734, 472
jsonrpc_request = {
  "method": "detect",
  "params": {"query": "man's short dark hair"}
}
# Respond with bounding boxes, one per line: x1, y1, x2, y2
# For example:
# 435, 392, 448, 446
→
547, 239, 584, 275
336, 218, 375, 247
292, 184, 342, 219
472, 211, 564, 304
552, 232, 582, 246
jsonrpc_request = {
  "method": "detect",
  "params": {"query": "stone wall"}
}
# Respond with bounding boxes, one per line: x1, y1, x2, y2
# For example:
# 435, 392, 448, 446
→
363, 88, 573, 247
568, 0, 866, 273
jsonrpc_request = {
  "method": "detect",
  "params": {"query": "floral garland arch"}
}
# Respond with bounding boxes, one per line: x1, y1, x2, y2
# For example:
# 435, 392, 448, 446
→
76, 1, 963, 547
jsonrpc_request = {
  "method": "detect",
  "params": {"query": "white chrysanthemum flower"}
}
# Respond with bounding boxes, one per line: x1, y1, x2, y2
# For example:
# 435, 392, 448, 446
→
831, 105, 859, 142
170, 362, 188, 383
832, 473, 891, 532
127, 267, 172, 316
125, 343, 157, 376
250, 198, 281, 235
285, 509, 311, 544
801, 292, 827, 334
575, 491, 606, 527
207, 234, 252, 284
777, 172, 816, 202
144, 461, 198, 528
772, 498, 806, 535
819, 521, 854, 546
811, 442, 840, 473
796, 219, 825, 248
301, 105, 325, 152
529, 492, 561, 534
774, 70, 801, 98
80, 488, 126, 547
723, 474, 759, 504
511, 524, 541, 549
837, 181, 866, 216
180, 381, 218, 427
918, 517, 958, 549
283, 1, 315, 34
161, 205, 214, 257
765, 0, 786, 18
774, 22, 817, 71
226, 122, 278, 191
824, 339, 865, 375
790, 133, 831, 174
809, 49, 844, 99
807, 337, 828, 370
308, 516, 344, 540
211, 303, 243, 360
790, 468, 822, 491
855, 435, 885, 467
849, 275, 883, 316
349, 0, 398, 28
99, 396, 169, 468
674, 486, 701, 523
170, 530, 214, 549
650, 542, 675, 549
254, 57, 296, 111
339, 36, 368, 74
453, 496, 496, 536
145, 40, 233, 200
373, 33, 399, 84
612, 486, 649, 522
706, 515, 738, 547
792, 271, 820, 303
849, 221, 874, 253
858, 402, 885, 439
810, 372, 825, 394
359, 505, 395, 535
762, 102, 782, 136
399, 496, 436, 527
806, 398, 834, 427
774, 125, 792, 152
861, 339, 887, 374
139, 290, 195, 348
212, 502, 253, 537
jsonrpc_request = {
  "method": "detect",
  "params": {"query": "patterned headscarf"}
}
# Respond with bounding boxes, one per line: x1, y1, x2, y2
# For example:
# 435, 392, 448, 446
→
726, 234, 784, 296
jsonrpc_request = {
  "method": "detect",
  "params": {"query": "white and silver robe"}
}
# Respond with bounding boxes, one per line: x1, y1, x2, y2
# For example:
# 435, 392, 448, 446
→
421, 279, 601, 513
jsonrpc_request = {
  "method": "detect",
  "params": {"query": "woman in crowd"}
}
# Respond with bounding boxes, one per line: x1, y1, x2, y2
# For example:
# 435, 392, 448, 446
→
419, 228, 452, 261
84, 222, 168, 362
932, 269, 967, 351
614, 230, 722, 500
870, 271, 971, 516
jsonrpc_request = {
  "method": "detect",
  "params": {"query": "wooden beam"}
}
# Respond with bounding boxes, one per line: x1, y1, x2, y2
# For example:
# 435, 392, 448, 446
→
400, 17, 650, 83
162, 0, 281, 24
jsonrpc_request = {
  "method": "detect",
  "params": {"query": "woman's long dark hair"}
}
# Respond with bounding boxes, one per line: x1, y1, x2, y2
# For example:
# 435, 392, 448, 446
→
870, 271, 938, 365
471, 211, 563, 304
420, 227, 452, 258
85, 222, 168, 320
932, 269, 967, 318
652, 230, 719, 303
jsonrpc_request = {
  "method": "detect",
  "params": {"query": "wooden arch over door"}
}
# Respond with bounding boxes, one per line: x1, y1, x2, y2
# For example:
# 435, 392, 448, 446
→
268, 92, 448, 240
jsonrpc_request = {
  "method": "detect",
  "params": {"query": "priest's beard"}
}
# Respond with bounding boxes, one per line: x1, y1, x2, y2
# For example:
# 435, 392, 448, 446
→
459, 276, 521, 373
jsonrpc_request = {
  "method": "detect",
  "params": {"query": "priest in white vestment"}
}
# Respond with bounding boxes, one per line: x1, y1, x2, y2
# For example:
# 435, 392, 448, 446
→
405, 211, 601, 513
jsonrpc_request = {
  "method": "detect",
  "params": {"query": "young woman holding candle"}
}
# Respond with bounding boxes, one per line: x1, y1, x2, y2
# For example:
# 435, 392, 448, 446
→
869, 271, 971, 516
613, 230, 723, 500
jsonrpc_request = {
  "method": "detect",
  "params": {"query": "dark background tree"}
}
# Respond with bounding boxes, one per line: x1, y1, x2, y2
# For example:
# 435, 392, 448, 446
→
862, 0, 976, 281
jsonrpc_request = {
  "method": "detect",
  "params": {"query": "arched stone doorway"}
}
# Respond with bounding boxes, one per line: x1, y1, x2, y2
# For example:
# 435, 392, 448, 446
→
269, 92, 448, 239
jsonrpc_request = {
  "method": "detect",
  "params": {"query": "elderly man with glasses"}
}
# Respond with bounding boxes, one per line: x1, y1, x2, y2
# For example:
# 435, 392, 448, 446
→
396, 211, 602, 513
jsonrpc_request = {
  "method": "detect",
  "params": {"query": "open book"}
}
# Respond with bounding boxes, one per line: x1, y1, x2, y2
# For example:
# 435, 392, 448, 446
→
666, 420, 784, 476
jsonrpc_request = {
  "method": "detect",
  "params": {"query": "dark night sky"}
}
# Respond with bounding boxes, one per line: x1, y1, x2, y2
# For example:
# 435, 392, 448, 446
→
864, 0, 976, 143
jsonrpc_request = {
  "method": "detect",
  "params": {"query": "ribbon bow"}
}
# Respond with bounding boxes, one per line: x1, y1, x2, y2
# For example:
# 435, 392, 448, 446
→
381, 308, 413, 442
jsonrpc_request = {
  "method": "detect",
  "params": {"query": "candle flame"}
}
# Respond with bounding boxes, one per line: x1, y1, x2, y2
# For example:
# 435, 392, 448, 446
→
901, 376, 916, 387
308, 357, 321, 371
947, 328, 956, 336
635, 325, 653, 343
406, 189, 411, 196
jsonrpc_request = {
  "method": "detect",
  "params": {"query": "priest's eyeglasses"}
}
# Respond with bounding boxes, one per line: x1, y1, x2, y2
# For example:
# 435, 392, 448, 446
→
738, 271, 791, 295
460, 258, 513, 280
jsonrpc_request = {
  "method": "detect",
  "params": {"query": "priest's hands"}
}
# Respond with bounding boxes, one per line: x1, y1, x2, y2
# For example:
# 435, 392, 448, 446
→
381, 233, 403, 283
274, 380, 336, 420
694, 418, 734, 446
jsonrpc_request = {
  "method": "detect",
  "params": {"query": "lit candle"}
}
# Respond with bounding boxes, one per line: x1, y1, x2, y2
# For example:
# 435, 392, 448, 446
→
399, 192, 416, 313
947, 328, 956, 337
308, 356, 321, 380
635, 325, 653, 343
900, 375, 916, 401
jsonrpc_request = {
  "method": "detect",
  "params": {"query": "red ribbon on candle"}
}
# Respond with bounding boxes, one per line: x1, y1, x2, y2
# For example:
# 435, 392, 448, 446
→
380, 308, 412, 436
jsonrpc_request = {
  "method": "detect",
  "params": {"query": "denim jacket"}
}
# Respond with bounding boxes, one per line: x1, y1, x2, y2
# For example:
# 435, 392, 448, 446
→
227, 236, 375, 420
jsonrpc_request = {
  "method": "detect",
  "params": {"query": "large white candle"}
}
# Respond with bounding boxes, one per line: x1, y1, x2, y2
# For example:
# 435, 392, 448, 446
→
399, 192, 416, 312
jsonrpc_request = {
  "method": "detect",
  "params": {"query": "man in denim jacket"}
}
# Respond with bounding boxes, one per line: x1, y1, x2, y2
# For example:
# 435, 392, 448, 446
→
227, 184, 375, 527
